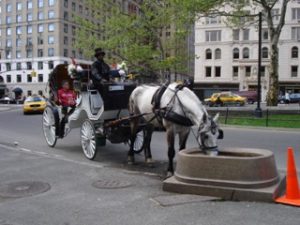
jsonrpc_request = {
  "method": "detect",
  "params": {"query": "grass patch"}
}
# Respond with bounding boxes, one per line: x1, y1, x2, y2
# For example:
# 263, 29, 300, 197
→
219, 114, 300, 129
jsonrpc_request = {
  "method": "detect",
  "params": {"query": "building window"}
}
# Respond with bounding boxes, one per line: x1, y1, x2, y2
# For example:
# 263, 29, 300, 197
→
233, 48, 239, 59
27, 49, 33, 58
271, 9, 280, 21
16, 15, 22, 23
206, 16, 221, 24
64, 49, 68, 57
38, 12, 44, 20
64, 24, 68, 33
64, 36, 68, 45
245, 66, 251, 77
205, 49, 212, 59
27, 37, 33, 46
48, 23, 55, 32
48, 48, 54, 57
215, 66, 221, 77
38, 90, 43, 96
233, 66, 239, 77
16, 50, 21, 59
27, 62, 32, 70
17, 75, 22, 83
6, 50, 12, 59
27, 90, 32, 96
38, 24, 44, 33
27, 1, 33, 9
262, 47, 269, 58
6, 75, 11, 83
49, 0, 55, 6
291, 66, 298, 77
38, 61, 43, 70
17, 63, 22, 70
291, 27, 300, 40
27, 13, 33, 22
262, 29, 268, 40
48, 10, 55, 19
72, 26, 76, 35
6, 16, 12, 24
72, 50, 76, 58
38, 36, 44, 45
48, 36, 54, 44
38, 74, 43, 82
243, 47, 250, 59
38, 49, 43, 57
16, 38, 22, 47
243, 29, 249, 41
292, 8, 300, 20
64, 0, 68, 7
79, 5, 83, 13
72, 2, 76, 11
233, 29, 239, 41
6, 39, 12, 47
48, 61, 54, 69
38, 0, 44, 8
27, 25, 32, 34
16, 26, 22, 35
292, 46, 298, 58
6, 4, 12, 12
27, 74, 32, 83
17, 2, 22, 11
205, 30, 221, 42
6, 63, 11, 71
215, 48, 221, 59
205, 67, 212, 77
6, 27, 12, 36
64, 11, 69, 20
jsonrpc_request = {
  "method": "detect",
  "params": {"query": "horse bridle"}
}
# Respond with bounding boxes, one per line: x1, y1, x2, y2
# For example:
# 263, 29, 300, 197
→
197, 118, 224, 152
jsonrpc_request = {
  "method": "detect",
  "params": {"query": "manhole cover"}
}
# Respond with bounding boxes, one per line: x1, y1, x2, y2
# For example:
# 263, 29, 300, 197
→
0, 181, 50, 198
92, 179, 132, 189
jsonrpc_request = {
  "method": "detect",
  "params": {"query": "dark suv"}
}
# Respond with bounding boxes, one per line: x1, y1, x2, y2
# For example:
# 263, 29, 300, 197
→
235, 91, 257, 104
289, 93, 300, 103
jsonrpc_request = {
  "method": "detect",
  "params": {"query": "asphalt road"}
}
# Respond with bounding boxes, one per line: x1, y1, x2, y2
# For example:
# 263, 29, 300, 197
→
0, 107, 299, 225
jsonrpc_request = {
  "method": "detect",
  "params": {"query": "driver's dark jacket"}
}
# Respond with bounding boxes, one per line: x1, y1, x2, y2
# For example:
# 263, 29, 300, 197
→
91, 59, 110, 84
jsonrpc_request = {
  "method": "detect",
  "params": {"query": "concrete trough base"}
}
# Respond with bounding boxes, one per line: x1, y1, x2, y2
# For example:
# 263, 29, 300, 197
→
163, 148, 286, 203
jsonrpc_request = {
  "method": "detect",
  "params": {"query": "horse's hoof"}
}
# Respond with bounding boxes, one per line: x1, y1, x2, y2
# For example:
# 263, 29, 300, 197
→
145, 158, 154, 164
127, 156, 135, 165
166, 171, 173, 178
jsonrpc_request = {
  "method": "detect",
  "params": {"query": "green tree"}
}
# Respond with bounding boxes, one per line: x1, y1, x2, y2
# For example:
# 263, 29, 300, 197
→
75, 0, 218, 80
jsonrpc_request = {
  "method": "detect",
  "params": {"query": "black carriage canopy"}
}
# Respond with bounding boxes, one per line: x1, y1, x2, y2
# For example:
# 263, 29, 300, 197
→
48, 64, 137, 111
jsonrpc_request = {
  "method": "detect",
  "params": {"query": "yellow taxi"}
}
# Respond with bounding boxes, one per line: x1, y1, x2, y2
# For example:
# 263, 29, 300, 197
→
204, 92, 246, 107
23, 96, 47, 114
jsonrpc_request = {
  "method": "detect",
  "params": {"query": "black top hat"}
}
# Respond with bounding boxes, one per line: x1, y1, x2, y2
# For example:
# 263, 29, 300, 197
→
94, 48, 105, 57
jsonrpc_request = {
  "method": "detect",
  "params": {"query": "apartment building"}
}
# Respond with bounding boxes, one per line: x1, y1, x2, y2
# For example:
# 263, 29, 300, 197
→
194, 1, 300, 101
0, 0, 93, 98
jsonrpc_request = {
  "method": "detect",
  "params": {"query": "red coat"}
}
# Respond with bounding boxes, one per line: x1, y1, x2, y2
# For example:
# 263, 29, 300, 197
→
58, 89, 76, 106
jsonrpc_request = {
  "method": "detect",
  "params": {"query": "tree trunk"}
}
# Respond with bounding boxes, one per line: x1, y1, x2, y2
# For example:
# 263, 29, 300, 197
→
266, 38, 279, 106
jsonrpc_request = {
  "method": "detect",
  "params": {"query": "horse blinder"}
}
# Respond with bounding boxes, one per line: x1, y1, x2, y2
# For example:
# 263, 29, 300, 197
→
217, 129, 224, 139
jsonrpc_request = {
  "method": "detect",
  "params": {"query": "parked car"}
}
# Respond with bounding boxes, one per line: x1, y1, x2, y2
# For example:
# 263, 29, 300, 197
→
23, 96, 47, 114
204, 92, 246, 107
278, 95, 288, 104
0, 97, 16, 104
289, 93, 300, 103
234, 91, 257, 104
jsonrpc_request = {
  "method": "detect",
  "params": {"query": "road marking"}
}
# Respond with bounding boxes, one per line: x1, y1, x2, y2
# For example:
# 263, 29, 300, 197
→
0, 143, 104, 169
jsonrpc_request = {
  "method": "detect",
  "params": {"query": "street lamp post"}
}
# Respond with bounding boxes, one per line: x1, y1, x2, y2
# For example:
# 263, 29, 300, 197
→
254, 12, 263, 118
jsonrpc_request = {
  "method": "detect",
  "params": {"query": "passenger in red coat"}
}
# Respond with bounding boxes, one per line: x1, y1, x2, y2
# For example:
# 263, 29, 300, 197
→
57, 80, 76, 137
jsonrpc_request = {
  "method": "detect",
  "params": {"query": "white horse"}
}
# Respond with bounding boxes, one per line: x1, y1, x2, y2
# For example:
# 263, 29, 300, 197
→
128, 82, 223, 175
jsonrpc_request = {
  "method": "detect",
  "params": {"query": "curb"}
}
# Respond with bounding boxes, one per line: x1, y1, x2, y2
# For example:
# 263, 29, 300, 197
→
221, 124, 300, 133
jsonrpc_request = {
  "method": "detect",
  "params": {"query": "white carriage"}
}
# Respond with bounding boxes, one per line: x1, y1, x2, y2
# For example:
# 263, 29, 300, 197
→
42, 64, 145, 160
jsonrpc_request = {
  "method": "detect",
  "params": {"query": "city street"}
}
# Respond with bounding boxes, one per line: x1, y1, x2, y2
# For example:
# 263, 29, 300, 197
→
0, 106, 299, 225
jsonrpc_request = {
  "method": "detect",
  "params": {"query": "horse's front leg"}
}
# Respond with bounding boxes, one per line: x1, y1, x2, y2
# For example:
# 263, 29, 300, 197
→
128, 118, 138, 164
166, 128, 175, 177
179, 128, 190, 151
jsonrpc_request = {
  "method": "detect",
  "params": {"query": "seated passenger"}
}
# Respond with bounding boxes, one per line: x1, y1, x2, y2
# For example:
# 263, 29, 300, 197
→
58, 80, 76, 122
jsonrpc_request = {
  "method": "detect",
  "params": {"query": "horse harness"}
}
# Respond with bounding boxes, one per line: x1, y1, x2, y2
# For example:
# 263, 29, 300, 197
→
151, 82, 193, 127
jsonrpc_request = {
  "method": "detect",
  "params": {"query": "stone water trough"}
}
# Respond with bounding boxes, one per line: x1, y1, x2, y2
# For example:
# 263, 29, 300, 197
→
163, 148, 285, 202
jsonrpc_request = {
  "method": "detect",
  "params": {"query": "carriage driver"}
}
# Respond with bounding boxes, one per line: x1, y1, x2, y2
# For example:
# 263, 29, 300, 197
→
91, 48, 111, 89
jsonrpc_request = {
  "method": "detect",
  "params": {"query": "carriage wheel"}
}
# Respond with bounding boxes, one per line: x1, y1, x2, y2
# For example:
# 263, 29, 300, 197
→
81, 120, 98, 160
130, 129, 145, 154
42, 106, 57, 147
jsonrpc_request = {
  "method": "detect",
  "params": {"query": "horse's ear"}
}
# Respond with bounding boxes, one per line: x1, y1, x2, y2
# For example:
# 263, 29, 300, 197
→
213, 113, 220, 123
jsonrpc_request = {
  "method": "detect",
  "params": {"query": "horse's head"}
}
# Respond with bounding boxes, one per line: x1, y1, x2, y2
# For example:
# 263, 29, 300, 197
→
198, 113, 223, 154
